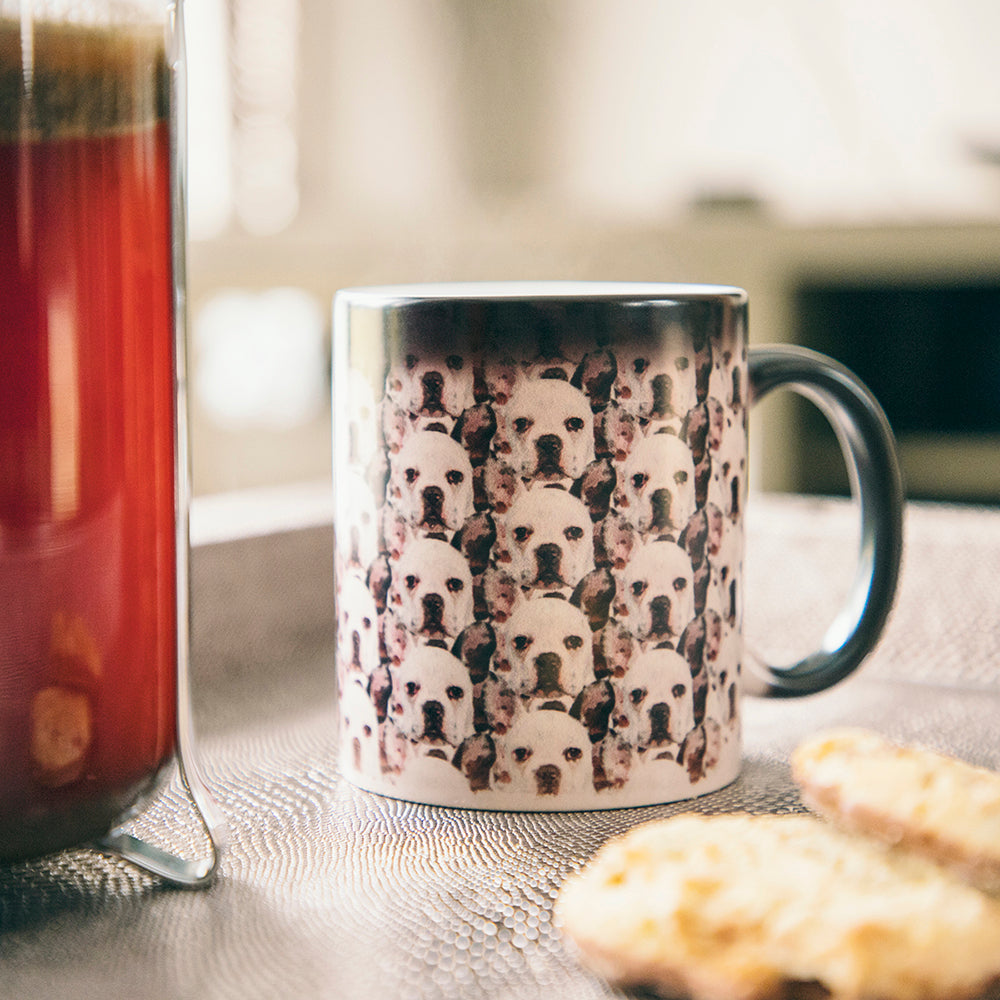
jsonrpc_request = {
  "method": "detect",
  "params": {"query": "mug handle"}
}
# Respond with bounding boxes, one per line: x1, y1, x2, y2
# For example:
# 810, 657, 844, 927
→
747, 344, 905, 696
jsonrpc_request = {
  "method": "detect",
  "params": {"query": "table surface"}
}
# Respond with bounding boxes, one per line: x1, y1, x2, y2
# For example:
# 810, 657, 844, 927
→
3, 490, 1000, 1000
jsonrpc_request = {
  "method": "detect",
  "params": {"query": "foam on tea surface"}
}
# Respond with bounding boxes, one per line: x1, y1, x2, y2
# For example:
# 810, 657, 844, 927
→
0, 16, 167, 141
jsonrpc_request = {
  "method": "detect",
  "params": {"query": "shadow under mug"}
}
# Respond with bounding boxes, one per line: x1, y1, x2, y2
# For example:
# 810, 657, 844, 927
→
332, 282, 903, 810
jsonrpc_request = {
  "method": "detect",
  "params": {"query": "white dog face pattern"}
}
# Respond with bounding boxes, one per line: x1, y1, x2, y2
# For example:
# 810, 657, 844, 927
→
336, 317, 747, 808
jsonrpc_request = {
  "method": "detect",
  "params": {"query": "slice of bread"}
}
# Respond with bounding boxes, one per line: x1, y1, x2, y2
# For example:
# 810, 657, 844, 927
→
792, 728, 1000, 894
557, 812, 1000, 1000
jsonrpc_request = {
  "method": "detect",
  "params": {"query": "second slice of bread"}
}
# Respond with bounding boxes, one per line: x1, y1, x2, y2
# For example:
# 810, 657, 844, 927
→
792, 728, 1000, 894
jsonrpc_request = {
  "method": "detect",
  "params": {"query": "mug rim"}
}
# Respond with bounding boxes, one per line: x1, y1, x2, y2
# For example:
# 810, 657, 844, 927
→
334, 280, 748, 307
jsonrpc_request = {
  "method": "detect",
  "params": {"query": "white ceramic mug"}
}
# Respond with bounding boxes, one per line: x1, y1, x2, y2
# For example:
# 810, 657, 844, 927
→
332, 283, 903, 810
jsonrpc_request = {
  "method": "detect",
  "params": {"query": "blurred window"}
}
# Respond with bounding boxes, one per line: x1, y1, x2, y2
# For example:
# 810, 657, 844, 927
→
194, 287, 327, 431
186, 0, 299, 238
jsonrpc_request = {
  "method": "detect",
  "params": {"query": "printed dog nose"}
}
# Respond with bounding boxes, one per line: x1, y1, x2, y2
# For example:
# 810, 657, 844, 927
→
649, 702, 672, 743
421, 370, 445, 413
422, 700, 446, 741
536, 434, 563, 458
534, 543, 563, 585
650, 488, 674, 530
534, 763, 561, 796
650, 373, 673, 416
533, 652, 563, 695
649, 595, 672, 635
535, 433, 564, 476
422, 593, 445, 630
421, 485, 445, 526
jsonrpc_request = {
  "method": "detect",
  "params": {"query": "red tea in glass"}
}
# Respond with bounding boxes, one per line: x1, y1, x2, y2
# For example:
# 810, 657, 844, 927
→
0, 15, 178, 860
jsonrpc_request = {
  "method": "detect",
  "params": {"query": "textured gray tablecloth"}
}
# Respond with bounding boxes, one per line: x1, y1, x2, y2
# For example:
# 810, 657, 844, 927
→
3, 492, 1000, 1000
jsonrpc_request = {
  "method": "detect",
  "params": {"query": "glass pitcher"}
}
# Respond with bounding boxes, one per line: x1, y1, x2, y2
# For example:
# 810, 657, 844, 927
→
0, 0, 223, 884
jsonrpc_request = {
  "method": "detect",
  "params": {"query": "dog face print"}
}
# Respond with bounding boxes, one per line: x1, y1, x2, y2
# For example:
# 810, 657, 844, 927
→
650, 332, 699, 430
619, 540, 695, 643
709, 346, 745, 413
500, 597, 594, 706
342, 367, 381, 469
503, 379, 595, 483
620, 648, 695, 749
504, 487, 595, 592
388, 537, 474, 640
388, 646, 473, 747
337, 574, 380, 677
706, 414, 746, 524
619, 433, 696, 536
389, 430, 475, 534
614, 334, 698, 434
340, 678, 381, 775
385, 351, 475, 419
336, 467, 380, 571
500, 711, 593, 798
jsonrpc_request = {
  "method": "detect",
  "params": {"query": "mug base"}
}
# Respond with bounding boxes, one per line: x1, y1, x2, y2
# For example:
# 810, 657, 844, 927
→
339, 751, 742, 812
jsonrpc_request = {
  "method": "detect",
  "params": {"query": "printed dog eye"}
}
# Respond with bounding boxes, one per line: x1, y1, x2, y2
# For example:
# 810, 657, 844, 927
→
564, 635, 584, 651
405, 681, 421, 697
674, 469, 688, 485
446, 355, 463, 371
563, 747, 583, 763
513, 746, 532, 763
564, 526, 585, 542
513, 526, 533, 545
405, 354, 418, 370
405, 574, 419, 590
633, 358, 648, 375
564, 417, 585, 433
513, 417, 533, 435
446, 685, 465, 701
632, 580, 647, 598
445, 469, 465, 485
405, 467, 419, 484
632, 472, 648, 491
676, 355, 690, 371
446, 577, 465, 593
513, 635, 532, 652
630, 687, 646, 705
672, 683, 686, 698
362, 617, 372, 629
673, 576, 688, 592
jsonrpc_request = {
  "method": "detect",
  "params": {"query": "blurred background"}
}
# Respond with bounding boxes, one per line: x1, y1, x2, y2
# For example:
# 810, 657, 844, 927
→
184, 0, 1000, 503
